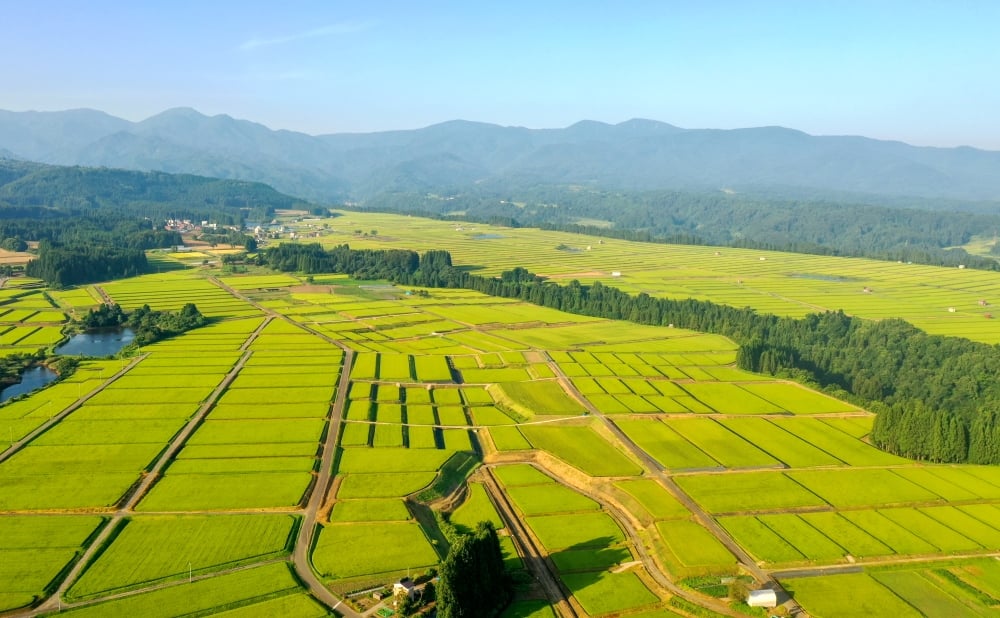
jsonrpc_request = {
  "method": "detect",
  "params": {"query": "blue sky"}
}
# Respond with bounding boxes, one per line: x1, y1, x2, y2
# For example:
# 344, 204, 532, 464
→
2, 1, 997, 148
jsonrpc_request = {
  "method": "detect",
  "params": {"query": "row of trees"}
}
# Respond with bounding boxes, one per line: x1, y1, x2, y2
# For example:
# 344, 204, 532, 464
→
360, 186, 1000, 271
262, 243, 1000, 464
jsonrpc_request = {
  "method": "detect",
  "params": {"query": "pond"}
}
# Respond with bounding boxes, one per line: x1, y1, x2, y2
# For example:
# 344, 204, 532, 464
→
471, 233, 505, 240
55, 328, 136, 357
0, 366, 58, 403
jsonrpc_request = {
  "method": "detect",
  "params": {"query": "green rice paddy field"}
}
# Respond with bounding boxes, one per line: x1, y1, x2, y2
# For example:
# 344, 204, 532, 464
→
2, 215, 1000, 617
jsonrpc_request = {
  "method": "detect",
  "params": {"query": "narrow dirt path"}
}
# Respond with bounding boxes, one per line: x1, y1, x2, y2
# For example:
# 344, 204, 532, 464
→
545, 353, 808, 617
29, 318, 270, 616
0, 354, 147, 465
92, 285, 113, 305
24, 558, 289, 616
770, 549, 1000, 579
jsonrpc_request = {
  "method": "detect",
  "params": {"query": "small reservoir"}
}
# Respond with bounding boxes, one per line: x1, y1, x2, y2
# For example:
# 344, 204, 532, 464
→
56, 328, 135, 357
0, 366, 58, 402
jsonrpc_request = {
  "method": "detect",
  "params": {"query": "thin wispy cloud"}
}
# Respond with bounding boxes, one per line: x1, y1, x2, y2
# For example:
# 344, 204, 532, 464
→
239, 21, 368, 51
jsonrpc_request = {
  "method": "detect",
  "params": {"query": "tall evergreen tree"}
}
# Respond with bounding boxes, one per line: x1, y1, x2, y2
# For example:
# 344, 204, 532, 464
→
437, 521, 511, 618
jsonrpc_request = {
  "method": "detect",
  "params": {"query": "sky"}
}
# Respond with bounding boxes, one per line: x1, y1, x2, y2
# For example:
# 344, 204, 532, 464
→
2, 1, 998, 148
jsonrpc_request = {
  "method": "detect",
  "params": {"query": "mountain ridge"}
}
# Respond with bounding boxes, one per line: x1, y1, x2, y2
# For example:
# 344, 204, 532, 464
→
1, 107, 999, 204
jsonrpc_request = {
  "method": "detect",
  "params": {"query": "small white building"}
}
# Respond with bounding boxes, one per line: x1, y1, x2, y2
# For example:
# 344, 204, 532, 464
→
611, 271, 622, 277
747, 589, 778, 608
393, 579, 417, 602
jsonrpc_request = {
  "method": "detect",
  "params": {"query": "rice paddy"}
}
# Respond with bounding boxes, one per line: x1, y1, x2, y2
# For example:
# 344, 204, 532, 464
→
5, 214, 1000, 617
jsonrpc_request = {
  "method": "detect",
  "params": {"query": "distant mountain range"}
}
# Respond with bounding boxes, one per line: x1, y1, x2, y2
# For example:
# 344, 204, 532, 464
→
2, 107, 1000, 204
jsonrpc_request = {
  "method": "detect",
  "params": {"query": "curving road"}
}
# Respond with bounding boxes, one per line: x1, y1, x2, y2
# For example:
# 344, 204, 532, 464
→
545, 352, 808, 617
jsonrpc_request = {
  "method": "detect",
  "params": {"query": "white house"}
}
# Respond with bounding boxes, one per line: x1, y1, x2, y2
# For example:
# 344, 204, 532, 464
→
393, 578, 417, 602
747, 589, 777, 608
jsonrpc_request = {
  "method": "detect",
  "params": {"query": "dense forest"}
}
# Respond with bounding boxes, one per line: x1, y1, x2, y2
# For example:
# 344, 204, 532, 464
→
26, 242, 148, 288
261, 243, 1000, 464
360, 187, 1000, 271
0, 159, 305, 224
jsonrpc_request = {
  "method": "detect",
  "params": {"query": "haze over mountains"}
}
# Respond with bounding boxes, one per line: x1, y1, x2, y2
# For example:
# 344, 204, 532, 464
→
1, 107, 1000, 204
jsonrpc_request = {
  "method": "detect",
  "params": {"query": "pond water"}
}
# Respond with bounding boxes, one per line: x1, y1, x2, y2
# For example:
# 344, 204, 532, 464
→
471, 233, 505, 240
55, 328, 135, 357
0, 366, 58, 402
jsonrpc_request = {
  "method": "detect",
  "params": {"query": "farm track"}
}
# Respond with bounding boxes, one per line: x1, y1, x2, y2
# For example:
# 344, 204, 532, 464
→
545, 353, 810, 617
23, 558, 289, 616
211, 277, 361, 618
505, 459, 745, 618
25, 317, 272, 616
92, 286, 113, 305
770, 549, 1000, 579
0, 354, 147, 466
479, 467, 577, 618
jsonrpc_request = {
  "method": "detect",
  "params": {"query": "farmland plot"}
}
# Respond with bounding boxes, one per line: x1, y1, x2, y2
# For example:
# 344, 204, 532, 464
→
68, 515, 295, 599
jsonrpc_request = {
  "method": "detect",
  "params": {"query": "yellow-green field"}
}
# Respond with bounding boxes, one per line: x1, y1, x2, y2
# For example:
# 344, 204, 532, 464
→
2, 214, 1000, 618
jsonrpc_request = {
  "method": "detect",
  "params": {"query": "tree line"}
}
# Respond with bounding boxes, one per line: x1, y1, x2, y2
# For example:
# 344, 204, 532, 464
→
359, 186, 1000, 271
261, 243, 1000, 464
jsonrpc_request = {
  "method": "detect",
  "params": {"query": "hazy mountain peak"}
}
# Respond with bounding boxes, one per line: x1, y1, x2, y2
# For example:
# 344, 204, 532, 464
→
615, 118, 682, 132
148, 106, 207, 120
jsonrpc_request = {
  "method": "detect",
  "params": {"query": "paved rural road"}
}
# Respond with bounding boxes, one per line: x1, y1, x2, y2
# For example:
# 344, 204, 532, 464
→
546, 353, 809, 618
292, 347, 358, 618
211, 277, 361, 618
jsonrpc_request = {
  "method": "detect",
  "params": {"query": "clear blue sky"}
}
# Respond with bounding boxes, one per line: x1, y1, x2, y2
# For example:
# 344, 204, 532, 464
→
2, 1, 998, 148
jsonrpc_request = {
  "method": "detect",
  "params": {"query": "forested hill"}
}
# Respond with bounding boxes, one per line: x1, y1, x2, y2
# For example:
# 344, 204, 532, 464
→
0, 160, 304, 287
0, 159, 307, 223
3, 108, 1000, 203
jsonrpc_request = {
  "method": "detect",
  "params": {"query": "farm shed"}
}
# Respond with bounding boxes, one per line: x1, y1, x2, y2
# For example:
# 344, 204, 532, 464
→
747, 588, 778, 608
